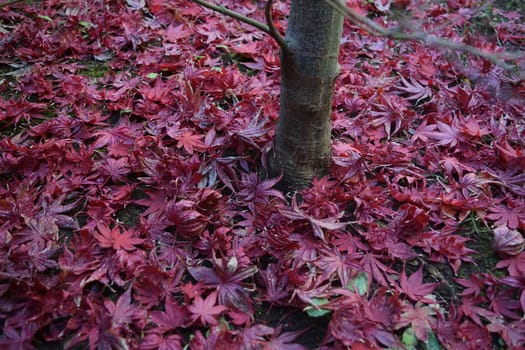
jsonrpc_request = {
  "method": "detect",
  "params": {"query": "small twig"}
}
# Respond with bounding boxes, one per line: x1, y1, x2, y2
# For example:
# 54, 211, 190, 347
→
0, 0, 27, 6
190, 0, 287, 50
265, 0, 287, 50
324, 0, 516, 70
324, 0, 384, 36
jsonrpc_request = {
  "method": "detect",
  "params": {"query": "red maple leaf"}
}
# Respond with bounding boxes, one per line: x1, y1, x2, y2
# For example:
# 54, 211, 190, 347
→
439, 156, 475, 177
496, 141, 525, 167
188, 256, 257, 313
496, 251, 525, 278
0, 323, 38, 349
173, 130, 206, 154
94, 223, 144, 251
398, 266, 439, 303
426, 121, 462, 147
140, 333, 183, 350
458, 118, 490, 138
369, 93, 409, 138
423, 233, 476, 274
315, 249, 361, 287
150, 298, 189, 331
230, 115, 272, 150
187, 291, 228, 326
100, 157, 131, 182
259, 264, 290, 303
395, 303, 437, 341
12, 217, 59, 248
455, 275, 485, 297
164, 24, 191, 42
104, 289, 145, 328
91, 121, 139, 149
257, 327, 308, 350
397, 76, 433, 104
410, 120, 437, 143
486, 203, 524, 229
280, 195, 347, 240
237, 172, 285, 212
39, 194, 80, 230
460, 297, 497, 327
359, 252, 394, 287
332, 142, 363, 180
181, 281, 206, 300
134, 190, 168, 218
363, 288, 402, 328
139, 77, 173, 104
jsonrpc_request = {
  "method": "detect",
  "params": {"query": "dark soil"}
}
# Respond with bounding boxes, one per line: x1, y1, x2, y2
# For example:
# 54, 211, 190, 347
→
254, 304, 331, 348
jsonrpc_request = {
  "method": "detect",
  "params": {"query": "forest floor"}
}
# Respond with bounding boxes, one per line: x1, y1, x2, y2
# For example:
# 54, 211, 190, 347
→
0, 0, 524, 349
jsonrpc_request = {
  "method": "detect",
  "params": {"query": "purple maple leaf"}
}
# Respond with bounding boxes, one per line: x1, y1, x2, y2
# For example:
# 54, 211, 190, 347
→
105, 289, 145, 328
150, 297, 189, 331
188, 256, 257, 312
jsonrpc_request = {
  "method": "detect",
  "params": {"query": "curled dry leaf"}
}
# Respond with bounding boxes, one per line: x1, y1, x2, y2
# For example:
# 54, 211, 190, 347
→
166, 200, 207, 239
493, 226, 525, 257
196, 188, 222, 214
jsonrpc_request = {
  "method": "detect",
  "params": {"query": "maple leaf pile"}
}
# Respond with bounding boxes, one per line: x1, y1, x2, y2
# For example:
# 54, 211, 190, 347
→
1, 0, 524, 349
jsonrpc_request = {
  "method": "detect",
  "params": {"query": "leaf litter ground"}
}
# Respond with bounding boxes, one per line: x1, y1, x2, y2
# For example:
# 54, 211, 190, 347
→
0, 0, 524, 349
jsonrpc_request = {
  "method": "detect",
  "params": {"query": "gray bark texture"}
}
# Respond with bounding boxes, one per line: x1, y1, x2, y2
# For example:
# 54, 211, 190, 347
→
270, 0, 344, 189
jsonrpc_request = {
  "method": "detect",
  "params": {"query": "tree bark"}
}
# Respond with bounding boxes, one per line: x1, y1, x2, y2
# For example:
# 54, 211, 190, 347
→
269, 0, 344, 189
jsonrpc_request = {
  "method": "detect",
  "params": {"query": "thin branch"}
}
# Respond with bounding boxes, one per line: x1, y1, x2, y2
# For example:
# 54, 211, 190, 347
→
0, 0, 27, 6
324, 0, 516, 70
265, 0, 287, 50
190, 0, 287, 50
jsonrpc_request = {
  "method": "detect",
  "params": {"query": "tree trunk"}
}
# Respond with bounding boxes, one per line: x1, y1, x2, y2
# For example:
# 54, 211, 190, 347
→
269, 0, 344, 189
